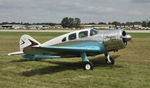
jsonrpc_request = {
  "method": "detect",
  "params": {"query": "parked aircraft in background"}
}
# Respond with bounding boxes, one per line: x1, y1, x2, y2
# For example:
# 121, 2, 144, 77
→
8, 28, 132, 70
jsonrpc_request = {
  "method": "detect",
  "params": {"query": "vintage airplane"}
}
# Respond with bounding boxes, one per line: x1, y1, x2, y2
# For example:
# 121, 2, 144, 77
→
8, 28, 132, 70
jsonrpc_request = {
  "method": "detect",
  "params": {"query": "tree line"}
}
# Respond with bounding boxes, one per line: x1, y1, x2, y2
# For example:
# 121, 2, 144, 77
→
1, 18, 150, 28
86, 21, 150, 27
141, 21, 150, 27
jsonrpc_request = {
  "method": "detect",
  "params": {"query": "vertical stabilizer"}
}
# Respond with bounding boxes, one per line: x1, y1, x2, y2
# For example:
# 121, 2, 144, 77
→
20, 34, 40, 51
8, 34, 40, 56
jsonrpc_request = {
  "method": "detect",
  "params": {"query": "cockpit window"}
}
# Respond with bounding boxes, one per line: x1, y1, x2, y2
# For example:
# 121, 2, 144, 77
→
62, 37, 66, 42
69, 33, 76, 40
90, 29, 98, 36
79, 31, 88, 38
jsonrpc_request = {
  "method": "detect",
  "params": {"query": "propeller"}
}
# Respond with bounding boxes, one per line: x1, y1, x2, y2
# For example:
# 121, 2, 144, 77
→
121, 31, 132, 46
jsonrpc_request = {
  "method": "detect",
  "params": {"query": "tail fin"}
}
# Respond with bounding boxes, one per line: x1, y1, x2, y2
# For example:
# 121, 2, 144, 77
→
8, 34, 40, 56
20, 34, 40, 51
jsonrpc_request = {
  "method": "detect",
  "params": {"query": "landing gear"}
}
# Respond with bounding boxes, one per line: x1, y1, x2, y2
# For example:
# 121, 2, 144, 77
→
105, 53, 115, 65
83, 61, 94, 70
80, 52, 115, 70
81, 52, 93, 70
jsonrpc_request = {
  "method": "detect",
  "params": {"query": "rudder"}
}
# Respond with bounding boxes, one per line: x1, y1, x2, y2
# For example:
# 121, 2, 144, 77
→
20, 34, 40, 51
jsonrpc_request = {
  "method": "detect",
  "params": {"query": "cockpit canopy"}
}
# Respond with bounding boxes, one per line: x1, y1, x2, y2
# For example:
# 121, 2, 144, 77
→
62, 29, 98, 42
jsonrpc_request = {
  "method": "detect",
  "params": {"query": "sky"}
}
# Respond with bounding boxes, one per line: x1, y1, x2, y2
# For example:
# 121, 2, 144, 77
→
0, 0, 150, 23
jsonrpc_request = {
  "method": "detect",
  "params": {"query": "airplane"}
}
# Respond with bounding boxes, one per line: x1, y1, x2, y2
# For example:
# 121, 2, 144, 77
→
8, 28, 132, 70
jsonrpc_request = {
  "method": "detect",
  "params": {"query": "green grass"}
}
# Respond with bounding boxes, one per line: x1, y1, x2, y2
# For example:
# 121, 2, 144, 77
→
128, 33, 150, 38
0, 32, 150, 88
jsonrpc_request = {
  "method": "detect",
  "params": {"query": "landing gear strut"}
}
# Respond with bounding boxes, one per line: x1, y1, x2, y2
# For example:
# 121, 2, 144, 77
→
81, 52, 93, 70
80, 52, 115, 70
105, 53, 115, 65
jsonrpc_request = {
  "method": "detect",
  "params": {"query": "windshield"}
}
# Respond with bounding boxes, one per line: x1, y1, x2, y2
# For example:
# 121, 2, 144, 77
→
90, 29, 98, 36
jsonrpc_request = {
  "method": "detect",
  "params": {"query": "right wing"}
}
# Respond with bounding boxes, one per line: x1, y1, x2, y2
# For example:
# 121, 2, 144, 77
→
23, 46, 101, 57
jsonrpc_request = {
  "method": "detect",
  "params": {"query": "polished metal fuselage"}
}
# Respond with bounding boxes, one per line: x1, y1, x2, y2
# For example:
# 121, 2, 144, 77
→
23, 29, 131, 58
53, 29, 126, 52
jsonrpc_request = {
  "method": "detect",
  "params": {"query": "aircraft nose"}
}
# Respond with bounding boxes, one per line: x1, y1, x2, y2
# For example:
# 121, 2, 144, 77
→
124, 34, 132, 41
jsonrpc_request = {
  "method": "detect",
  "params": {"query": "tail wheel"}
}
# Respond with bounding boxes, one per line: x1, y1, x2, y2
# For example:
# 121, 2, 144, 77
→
105, 57, 115, 65
83, 61, 94, 70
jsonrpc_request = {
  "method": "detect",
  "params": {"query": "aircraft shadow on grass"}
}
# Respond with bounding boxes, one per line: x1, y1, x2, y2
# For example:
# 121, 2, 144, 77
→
16, 55, 123, 77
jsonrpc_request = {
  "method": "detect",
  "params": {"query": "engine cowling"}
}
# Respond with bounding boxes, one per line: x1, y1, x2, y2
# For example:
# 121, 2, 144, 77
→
102, 30, 132, 52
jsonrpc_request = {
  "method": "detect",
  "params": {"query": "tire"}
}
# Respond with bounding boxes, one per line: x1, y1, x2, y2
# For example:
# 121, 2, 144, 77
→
105, 57, 115, 65
83, 61, 94, 70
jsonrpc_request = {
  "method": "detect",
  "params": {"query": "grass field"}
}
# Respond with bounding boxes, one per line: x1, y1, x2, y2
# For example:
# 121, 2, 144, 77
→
0, 32, 150, 88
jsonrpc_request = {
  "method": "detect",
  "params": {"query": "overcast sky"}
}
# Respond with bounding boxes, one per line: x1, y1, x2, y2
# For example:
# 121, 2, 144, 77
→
0, 0, 150, 23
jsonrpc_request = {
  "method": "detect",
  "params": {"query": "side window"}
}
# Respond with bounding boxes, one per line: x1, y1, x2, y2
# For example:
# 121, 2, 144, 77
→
69, 33, 76, 40
79, 31, 88, 38
62, 37, 66, 42
90, 29, 98, 36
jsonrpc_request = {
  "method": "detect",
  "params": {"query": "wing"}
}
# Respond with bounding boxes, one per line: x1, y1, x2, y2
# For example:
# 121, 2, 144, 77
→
23, 46, 102, 57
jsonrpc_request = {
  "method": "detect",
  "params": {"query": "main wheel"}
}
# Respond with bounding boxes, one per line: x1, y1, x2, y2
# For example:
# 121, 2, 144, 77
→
105, 57, 115, 65
83, 61, 94, 70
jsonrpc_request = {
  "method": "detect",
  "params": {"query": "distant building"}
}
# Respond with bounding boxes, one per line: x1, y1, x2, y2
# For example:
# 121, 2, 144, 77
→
28, 25, 44, 30
1, 24, 13, 29
13, 25, 27, 29
0, 24, 55, 30
116, 24, 142, 29
48, 25, 62, 29
80, 24, 115, 29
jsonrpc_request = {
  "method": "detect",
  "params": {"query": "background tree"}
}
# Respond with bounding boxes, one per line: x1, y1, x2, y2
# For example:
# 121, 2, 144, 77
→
111, 21, 120, 27
147, 21, 150, 27
142, 21, 147, 27
74, 18, 81, 28
133, 21, 142, 25
61, 17, 81, 28
98, 22, 106, 25
88, 22, 96, 25
61, 17, 69, 28
68, 18, 74, 28
126, 22, 132, 25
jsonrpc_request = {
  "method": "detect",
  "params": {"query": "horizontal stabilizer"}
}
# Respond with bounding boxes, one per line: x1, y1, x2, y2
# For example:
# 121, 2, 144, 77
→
8, 51, 23, 56
21, 54, 60, 59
